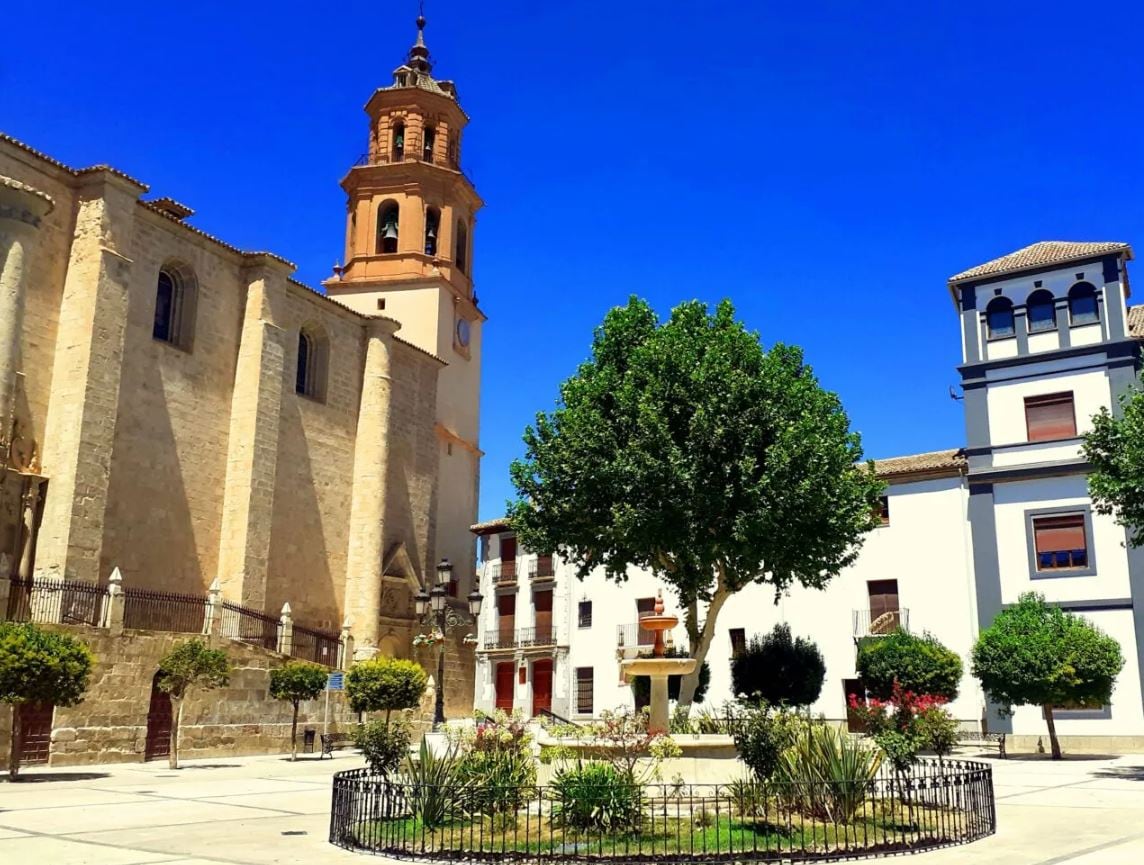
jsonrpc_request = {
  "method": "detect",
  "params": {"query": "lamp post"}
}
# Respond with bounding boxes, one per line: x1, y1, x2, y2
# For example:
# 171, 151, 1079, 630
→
415, 558, 483, 727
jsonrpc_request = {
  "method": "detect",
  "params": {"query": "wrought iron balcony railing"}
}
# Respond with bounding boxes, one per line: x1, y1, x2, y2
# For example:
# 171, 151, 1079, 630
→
853, 608, 909, 637
482, 626, 558, 650
492, 562, 517, 585
528, 555, 555, 581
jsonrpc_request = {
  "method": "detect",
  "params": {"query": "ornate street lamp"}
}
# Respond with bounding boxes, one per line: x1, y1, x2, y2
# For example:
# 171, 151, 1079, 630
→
417, 558, 483, 727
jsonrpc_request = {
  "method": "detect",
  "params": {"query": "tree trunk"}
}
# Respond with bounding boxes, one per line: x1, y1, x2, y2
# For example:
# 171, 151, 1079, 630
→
8, 705, 21, 781
1043, 705, 1062, 760
291, 702, 299, 761
677, 585, 732, 708
169, 698, 183, 770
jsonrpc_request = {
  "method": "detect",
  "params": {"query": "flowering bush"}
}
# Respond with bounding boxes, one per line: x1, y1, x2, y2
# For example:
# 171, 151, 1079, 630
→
540, 707, 681, 784
847, 680, 957, 770
447, 709, 536, 815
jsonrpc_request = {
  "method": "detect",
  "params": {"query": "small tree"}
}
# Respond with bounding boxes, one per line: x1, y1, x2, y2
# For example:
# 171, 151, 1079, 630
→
0, 622, 93, 780
269, 661, 328, 761
157, 640, 231, 770
972, 593, 1124, 759
1084, 388, 1144, 546
345, 657, 427, 722
732, 623, 825, 706
856, 630, 962, 701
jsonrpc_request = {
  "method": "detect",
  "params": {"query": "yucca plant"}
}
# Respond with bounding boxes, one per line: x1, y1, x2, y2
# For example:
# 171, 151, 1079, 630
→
775, 725, 882, 824
399, 738, 469, 829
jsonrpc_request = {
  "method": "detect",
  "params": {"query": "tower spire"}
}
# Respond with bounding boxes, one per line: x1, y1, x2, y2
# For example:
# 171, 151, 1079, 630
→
408, 3, 432, 74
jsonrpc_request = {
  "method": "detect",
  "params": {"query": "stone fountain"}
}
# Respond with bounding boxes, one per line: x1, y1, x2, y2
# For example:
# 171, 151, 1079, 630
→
620, 590, 696, 734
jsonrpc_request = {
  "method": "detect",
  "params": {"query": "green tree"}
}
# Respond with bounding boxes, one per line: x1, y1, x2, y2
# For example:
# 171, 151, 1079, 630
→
268, 661, 328, 761
509, 298, 883, 705
0, 622, 93, 780
856, 630, 963, 701
972, 593, 1124, 759
345, 657, 427, 723
1084, 388, 1144, 546
157, 640, 231, 770
732, 623, 826, 706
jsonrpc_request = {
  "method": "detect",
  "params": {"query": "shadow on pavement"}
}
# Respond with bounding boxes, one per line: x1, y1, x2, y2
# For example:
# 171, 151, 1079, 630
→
1, 771, 112, 783
1091, 766, 1144, 781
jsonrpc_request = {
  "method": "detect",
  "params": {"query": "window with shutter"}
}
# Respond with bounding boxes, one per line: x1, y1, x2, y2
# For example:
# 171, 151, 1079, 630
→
575, 667, 594, 715
1033, 514, 1088, 570
729, 628, 747, 657
1025, 393, 1076, 442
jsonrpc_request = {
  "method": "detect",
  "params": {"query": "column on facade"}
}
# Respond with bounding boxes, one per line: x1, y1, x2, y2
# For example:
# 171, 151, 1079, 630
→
0, 177, 54, 470
344, 317, 401, 658
34, 170, 142, 583
216, 255, 291, 609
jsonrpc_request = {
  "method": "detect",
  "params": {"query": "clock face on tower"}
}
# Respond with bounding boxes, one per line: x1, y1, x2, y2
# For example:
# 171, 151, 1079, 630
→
456, 317, 471, 348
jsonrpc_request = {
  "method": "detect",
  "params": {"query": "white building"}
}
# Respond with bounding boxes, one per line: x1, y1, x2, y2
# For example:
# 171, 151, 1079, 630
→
471, 241, 1144, 750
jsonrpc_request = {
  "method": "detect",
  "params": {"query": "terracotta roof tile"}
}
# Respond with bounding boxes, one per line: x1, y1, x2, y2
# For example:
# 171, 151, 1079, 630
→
872, 448, 965, 479
470, 517, 510, 534
1129, 305, 1144, 339
949, 241, 1132, 284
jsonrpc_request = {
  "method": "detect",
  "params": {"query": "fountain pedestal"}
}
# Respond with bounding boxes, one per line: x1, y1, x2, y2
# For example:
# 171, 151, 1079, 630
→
619, 591, 696, 734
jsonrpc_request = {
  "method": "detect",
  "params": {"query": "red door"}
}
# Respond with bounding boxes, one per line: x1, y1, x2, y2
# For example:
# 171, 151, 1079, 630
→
145, 672, 173, 761
495, 662, 515, 711
532, 659, 553, 717
17, 702, 54, 765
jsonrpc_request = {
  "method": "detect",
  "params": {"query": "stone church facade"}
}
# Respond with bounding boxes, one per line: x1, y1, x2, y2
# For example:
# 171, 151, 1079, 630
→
0, 17, 482, 670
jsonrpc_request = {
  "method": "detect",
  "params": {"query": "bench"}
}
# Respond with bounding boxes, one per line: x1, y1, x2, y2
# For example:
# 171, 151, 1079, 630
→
955, 730, 1006, 758
320, 732, 356, 759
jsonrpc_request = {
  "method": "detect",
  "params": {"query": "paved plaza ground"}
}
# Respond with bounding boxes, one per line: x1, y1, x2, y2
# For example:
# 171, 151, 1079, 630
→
0, 749, 1142, 864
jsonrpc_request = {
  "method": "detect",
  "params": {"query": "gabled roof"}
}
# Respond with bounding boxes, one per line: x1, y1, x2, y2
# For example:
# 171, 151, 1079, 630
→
872, 448, 965, 480
949, 241, 1132, 284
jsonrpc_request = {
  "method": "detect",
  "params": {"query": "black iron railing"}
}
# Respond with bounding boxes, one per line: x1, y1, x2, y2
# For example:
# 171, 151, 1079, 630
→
220, 601, 279, 651
5, 577, 107, 627
529, 556, 555, 580
493, 562, 517, 584
483, 628, 517, 650
330, 759, 996, 861
853, 609, 909, 637
292, 622, 342, 667
517, 625, 556, 647
122, 587, 206, 634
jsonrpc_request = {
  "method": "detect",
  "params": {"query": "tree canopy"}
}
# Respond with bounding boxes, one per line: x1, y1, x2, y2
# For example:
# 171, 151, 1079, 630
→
346, 657, 427, 720
972, 593, 1124, 759
509, 297, 883, 704
856, 630, 962, 701
732, 623, 826, 706
1083, 388, 1144, 546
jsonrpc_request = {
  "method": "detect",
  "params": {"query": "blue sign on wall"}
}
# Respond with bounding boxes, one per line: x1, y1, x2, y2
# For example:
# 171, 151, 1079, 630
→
327, 672, 345, 691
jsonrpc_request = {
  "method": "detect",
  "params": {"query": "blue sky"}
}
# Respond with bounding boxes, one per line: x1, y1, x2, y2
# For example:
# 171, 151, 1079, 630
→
4, 1, 1144, 521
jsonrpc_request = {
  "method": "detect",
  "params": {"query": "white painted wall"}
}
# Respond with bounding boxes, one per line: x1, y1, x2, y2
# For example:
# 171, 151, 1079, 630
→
985, 366, 1110, 447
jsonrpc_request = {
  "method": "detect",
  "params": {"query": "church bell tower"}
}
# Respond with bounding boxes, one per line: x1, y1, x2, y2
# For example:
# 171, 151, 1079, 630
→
325, 12, 484, 593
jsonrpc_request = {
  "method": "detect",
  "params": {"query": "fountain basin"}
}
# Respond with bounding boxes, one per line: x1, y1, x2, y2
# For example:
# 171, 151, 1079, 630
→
620, 657, 696, 677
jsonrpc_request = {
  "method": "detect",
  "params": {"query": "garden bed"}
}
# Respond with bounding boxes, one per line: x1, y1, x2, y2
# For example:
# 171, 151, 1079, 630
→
330, 760, 995, 862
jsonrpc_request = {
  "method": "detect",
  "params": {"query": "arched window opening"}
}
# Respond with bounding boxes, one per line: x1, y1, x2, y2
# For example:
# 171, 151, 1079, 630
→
392, 122, 405, 162
455, 219, 468, 274
425, 207, 441, 256
377, 202, 399, 254
153, 263, 196, 350
423, 126, 436, 163
1026, 289, 1056, 333
446, 133, 458, 168
1068, 282, 1099, 325
986, 297, 1015, 339
296, 327, 329, 402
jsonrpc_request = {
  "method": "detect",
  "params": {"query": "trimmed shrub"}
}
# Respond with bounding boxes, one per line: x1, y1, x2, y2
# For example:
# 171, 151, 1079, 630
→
731, 624, 826, 707
346, 657, 427, 719
356, 719, 412, 775
856, 630, 962, 701
732, 705, 808, 782
550, 762, 642, 831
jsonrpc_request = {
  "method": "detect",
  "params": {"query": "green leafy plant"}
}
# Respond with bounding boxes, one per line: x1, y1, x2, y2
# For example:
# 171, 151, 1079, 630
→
399, 738, 468, 829
0, 621, 93, 780
774, 724, 882, 824
448, 709, 536, 816
728, 776, 767, 818
508, 296, 884, 706
972, 592, 1124, 759
1084, 387, 1144, 546
915, 704, 959, 764
732, 624, 826, 707
856, 630, 963, 701
345, 657, 427, 722
355, 719, 412, 775
268, 660, 328, 760
549, 761, 642, 832
157, 639, 230, 770
732, 705, 809, 782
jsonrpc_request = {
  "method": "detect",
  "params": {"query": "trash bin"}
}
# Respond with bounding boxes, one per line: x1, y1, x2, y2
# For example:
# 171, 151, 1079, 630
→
303, 728, 316, 754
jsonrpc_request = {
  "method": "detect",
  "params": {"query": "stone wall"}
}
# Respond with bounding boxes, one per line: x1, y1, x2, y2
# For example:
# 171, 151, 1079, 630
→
0, 625, 366, 770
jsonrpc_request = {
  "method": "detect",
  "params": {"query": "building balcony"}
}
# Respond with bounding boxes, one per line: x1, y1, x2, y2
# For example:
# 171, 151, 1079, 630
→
492, 562, 517, 586
853, 608, 909, 638
528, 555, 555, 582
481, 626, 558, 651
